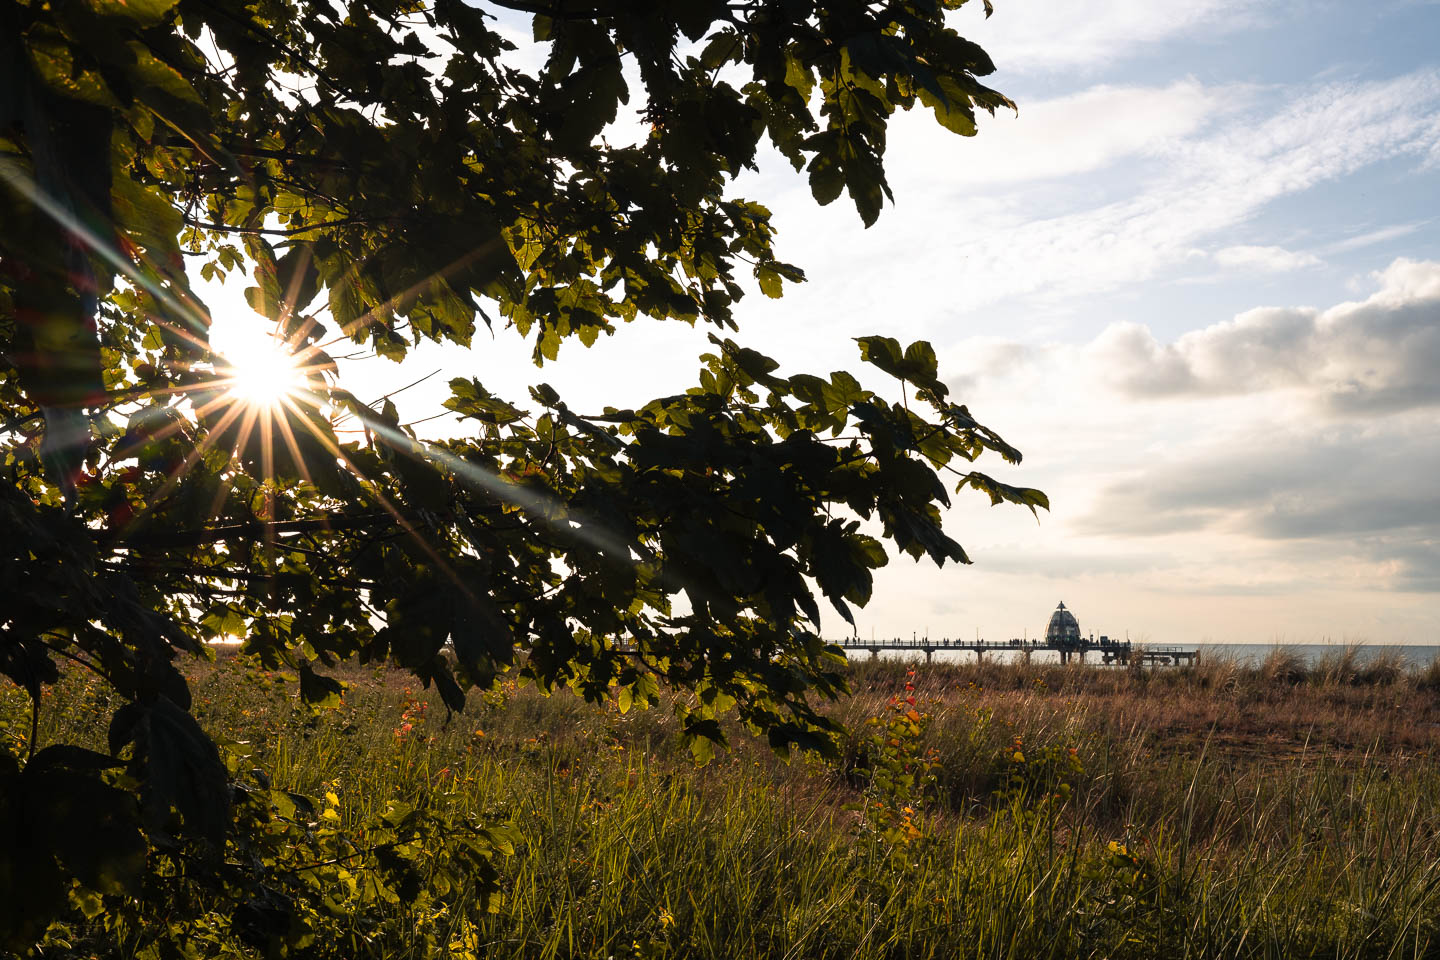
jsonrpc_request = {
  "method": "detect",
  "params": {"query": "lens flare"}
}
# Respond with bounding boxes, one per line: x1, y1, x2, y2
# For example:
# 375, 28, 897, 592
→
215, 331, 309, 409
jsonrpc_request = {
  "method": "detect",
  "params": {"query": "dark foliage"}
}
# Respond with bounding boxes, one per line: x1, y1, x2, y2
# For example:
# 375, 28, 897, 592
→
0, 0, 1041, 951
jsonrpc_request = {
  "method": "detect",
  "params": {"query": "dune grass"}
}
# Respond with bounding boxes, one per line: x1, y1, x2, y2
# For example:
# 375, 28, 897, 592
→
8, 650, 1440, 958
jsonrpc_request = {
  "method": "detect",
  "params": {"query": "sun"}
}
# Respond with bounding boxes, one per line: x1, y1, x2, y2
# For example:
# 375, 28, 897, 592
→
210, 315, 311, 410
221, 339, 307, 408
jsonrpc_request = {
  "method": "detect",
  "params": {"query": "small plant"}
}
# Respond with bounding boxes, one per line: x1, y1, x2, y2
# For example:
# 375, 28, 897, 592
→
851, 669, 939, 850
995, 735, 1085, 813
393, 687, 431, 741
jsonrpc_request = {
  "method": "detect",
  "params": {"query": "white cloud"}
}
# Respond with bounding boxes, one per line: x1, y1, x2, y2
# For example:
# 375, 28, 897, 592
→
1088, 258, 1440, 411
1213, 244, 1322, 271
955, 0, 1262, 72
776, 69, 1440, 329
951, 257, 1440, 409
887, 80, 1228, 187
1320, 222, 1427, 254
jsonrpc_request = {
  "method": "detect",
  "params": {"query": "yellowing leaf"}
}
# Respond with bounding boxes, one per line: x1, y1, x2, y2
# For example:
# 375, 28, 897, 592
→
87, 0, 181, 27
111, 173, 182, 265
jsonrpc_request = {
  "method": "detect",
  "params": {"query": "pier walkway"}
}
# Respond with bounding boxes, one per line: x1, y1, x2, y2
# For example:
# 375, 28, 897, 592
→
834, 636, 1199, 666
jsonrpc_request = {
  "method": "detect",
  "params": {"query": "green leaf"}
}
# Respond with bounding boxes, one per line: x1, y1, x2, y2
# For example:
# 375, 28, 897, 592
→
90, 0, 180, 27
961, 472, 1051, 518
135, 697, 230, 844
111, 172, 182, 270
806, 149, 845, 207
755, 264, 783, 299
298, 662, 345, 709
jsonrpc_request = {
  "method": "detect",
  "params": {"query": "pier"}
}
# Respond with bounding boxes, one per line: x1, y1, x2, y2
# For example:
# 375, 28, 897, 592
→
832, 635, 1199, 666
839, 602, 1198, 666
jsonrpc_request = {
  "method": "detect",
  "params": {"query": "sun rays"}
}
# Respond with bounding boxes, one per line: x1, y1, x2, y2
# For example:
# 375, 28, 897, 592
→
2, 149, 625, 593
215, 334, 310, 411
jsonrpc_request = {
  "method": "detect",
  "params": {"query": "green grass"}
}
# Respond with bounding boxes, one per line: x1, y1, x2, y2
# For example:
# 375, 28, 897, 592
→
8, 653, 1440, 958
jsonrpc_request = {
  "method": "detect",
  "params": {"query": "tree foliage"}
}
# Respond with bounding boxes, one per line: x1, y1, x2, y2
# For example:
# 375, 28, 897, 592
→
0, 0, 1043, 950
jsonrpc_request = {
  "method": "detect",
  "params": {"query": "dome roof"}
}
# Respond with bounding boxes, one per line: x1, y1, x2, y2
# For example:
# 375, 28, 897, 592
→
1045, 601, 1081, 646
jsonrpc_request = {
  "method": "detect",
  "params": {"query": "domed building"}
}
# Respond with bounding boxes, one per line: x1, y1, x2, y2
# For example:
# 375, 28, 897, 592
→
1045, 602, 1082, 649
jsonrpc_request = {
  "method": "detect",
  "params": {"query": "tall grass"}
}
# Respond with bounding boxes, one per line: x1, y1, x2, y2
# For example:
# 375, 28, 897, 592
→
10, 652, 1440, 959
1260, 646, 1308, 685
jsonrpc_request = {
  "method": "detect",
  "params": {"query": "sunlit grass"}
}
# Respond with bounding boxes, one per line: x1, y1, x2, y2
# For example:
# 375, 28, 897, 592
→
14, 655, 1440, 958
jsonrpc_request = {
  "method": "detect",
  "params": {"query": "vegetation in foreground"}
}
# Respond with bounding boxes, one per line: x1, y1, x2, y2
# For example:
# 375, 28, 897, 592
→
7, 649, 1440, 960
5, 3, 1045, 946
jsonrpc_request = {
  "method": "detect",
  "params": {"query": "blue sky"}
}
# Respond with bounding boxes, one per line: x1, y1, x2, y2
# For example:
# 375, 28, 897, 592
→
204, 0, 1440, 644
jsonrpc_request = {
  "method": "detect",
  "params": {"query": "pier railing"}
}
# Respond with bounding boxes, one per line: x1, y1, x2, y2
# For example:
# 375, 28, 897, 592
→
831, 636, 1199, 665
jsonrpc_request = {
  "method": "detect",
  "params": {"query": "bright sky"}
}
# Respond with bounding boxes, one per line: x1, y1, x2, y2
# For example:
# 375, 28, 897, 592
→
207, 0, 1440, 646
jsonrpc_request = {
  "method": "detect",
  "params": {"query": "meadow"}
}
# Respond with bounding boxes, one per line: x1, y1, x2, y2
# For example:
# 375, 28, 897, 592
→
8, 646, 1440, 959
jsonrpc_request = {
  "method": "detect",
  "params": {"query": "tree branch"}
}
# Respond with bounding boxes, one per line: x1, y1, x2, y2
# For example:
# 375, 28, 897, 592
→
182, 215, 383, 237
103, 512, 402, 549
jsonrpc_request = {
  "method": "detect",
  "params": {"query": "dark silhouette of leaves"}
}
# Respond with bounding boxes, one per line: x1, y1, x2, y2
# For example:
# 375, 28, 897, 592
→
0, 0, 1043, 949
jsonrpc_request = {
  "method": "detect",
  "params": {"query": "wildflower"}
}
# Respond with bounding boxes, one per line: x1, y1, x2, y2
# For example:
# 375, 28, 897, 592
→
658, 908, 675, 929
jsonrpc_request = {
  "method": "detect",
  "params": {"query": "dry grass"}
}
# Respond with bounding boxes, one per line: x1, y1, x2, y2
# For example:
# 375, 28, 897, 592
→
1260, 646, 1308, 685
14, 649, 1440, 959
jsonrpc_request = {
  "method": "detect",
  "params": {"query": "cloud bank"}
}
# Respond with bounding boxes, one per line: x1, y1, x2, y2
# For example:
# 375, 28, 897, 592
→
1089, 258, 1440, 412
944, 258, 1440, 605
